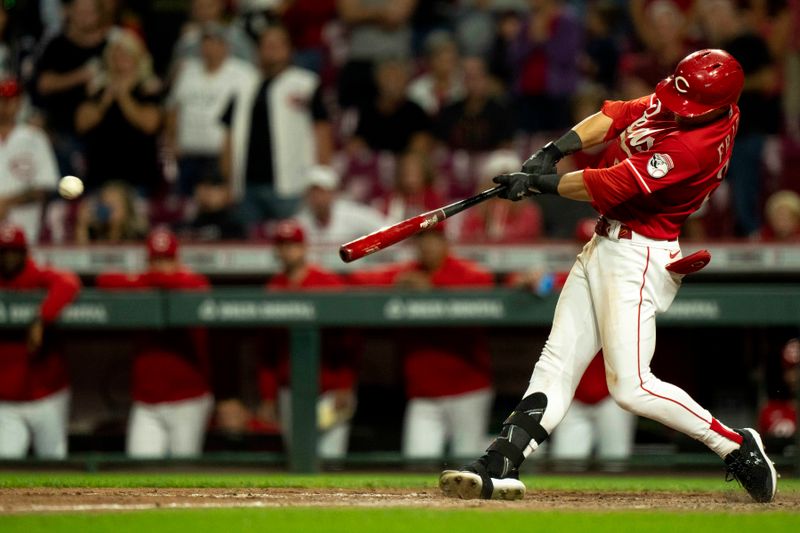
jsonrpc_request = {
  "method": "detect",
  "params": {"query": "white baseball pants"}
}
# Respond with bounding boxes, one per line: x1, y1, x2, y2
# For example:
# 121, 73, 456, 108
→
525, 227, 740, 458
126, 394, 213, 458
402, 388, 493, 459
0, 388, 70, 459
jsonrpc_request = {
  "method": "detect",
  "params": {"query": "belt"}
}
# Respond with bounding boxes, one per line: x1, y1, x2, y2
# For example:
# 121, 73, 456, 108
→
595, 217, 632, 240
593, 216, 677, 242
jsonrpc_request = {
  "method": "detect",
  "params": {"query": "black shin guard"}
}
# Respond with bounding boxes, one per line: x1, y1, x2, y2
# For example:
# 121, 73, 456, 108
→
483, 393, 549, 478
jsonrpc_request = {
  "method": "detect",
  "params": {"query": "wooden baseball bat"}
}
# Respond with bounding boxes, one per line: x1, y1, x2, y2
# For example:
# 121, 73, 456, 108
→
339, 185, 505, 263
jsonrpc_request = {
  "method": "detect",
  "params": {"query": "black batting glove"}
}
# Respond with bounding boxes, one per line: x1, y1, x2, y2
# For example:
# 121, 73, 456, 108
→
493, 172, 563, 201
493, 172, 541, 201
521, 142, 563, 176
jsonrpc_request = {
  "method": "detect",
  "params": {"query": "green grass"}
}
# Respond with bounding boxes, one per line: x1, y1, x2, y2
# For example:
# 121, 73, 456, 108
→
1, 508, 800, 533
1, 471, 799, 492
1, 473, 799, 532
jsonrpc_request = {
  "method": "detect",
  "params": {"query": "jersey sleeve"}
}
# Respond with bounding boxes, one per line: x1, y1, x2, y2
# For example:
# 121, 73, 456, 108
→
600, 95, 652, 142
583, 137, 701, 211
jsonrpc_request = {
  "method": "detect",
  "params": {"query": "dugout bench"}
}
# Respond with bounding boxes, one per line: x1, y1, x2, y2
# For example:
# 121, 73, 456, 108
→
2, 286, 800, 474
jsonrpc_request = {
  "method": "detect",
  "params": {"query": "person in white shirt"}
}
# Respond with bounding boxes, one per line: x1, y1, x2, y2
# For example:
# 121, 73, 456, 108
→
295, 165, 386, 246
166, 23, 258, 195
0, 79, 59, 244
407, 31, 465, 116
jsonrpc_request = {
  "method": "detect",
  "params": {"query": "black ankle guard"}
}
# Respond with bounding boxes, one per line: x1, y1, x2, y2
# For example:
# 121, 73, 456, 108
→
486, 393, 549, 476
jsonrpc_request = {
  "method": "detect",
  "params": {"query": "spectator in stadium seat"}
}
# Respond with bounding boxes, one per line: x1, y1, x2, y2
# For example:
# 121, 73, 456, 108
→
257, 219, 358, 459
434, 57, 514, 153
220, 24, 333, 224
0, 79, 59, 244
373, 151, 444, 223
621, 0, 696, 99
166, 23, 258, 196
96, 229, 213, 458
407, 31, 465, 117
349, 226, 495, 460
75, 29, 163, 194
509, 0, 582, 133
348, 58, 433, 156
0, 224, 80, 459
279, 0, 338, 74
458, 150, 543, 243
180, 172, 246, 241
171, 0, 256, 68
699, 0, 781, 237
336, 0, 417, 108
74, 180, 148, 244
762, 190, 800, 242
33, 0, 110, 177
295, 165, 385, 246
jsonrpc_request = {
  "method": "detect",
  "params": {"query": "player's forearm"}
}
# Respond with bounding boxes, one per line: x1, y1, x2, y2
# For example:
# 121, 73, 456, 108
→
572, 111, 614, 149
557, 171, 592, 202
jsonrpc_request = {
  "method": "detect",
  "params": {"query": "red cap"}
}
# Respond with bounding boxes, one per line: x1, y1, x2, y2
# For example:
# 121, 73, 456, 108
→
655, 49, 744, 118
0, 224, 27, 249
782, 339, 800, 370
146, 228, 178, 259
273, 219, 305, 244
0, 79, 21, 99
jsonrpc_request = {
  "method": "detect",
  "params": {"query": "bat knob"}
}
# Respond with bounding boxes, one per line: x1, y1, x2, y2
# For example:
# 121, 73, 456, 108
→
339, 245, 353, 263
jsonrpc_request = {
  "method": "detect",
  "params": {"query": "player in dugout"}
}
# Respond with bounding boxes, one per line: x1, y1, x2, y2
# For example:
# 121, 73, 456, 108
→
350, 224, 495, 460
96, 228, 213, 458
257, 219, 358, 459
440, 49, 778, 503
0, 224, 80, 459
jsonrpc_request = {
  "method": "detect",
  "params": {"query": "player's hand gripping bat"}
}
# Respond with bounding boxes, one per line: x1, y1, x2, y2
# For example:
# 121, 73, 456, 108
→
339, 185, 506, 263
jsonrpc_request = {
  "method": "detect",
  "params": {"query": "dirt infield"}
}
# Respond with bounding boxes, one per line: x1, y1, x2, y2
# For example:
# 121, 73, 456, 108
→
1, 487, 799, 514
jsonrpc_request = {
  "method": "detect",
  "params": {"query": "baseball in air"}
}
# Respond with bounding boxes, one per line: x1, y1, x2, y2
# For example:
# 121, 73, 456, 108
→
58, 175, 84, 200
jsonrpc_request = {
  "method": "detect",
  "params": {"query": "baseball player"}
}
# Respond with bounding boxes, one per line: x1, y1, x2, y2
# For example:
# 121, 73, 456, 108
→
96, 229, 213, 458
0, 224, 80, 458
440, 49, 778, 503
258, 220, 358, 459
350, 225, 495, 459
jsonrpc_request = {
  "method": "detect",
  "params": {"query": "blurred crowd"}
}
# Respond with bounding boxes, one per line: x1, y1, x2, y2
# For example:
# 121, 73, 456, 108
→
0, 0, 799, 246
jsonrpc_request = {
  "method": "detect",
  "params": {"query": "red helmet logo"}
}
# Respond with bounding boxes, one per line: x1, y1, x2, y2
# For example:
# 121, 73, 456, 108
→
655, 49, 744, 118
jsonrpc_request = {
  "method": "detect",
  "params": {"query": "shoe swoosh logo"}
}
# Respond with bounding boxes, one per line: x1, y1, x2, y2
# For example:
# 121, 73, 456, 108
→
669, 251, 680, 259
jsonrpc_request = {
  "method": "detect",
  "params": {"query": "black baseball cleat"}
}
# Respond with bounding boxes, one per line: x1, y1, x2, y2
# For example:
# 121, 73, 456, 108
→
439, 458, 526, 500
724, 428, 777, 503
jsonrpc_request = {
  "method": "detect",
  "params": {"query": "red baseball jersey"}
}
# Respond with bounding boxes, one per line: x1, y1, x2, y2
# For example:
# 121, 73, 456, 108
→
583, 93, 740, 240
258, 265, 357, 400
350, 255, 494, 398
0, 259, 80, 401
96, 269, 211, 404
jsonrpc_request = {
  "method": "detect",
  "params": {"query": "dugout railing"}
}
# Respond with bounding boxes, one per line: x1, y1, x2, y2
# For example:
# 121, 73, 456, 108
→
2, 286, 800, 474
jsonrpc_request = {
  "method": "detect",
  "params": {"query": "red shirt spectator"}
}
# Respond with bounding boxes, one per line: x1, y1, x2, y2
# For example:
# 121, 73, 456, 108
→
95, 230, 210, 404
350, 228, 493, 398
258, 220, 357, 408
0, 225, 80, 401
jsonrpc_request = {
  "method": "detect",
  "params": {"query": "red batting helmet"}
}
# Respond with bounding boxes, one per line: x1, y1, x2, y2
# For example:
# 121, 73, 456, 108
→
655, 49, 744, 118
